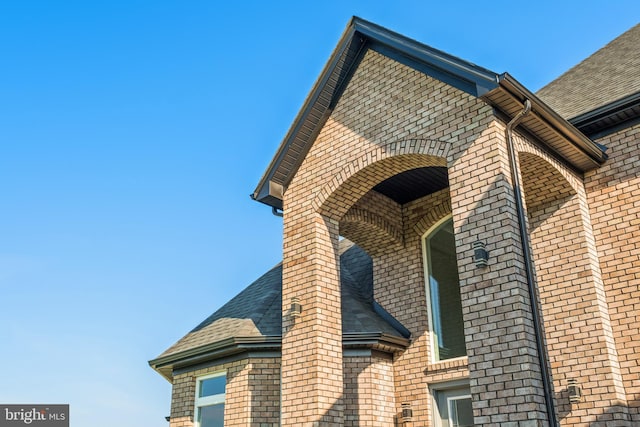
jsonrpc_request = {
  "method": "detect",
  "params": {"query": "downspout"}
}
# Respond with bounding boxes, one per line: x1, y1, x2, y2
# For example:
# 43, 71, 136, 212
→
272, 207, 284, 217
505, 99, 558, 427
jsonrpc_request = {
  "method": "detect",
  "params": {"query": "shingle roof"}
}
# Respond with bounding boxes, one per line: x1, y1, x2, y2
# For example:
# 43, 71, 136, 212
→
537, 24, 640, 119
152, 240, 409, 369
158, 264, 283, 357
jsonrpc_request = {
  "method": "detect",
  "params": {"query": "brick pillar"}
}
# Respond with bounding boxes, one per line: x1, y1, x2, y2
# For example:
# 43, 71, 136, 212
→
281, 209, 344, 426
449, 121, 550, 426
523, 159, 628, 424
343, 352, 396, 426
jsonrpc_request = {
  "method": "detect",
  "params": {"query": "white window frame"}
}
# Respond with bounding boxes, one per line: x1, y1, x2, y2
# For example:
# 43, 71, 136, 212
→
429, 380, 472, 427
194, 371, 226, 427
447, 394, 472, 427
421, 214, 466, 363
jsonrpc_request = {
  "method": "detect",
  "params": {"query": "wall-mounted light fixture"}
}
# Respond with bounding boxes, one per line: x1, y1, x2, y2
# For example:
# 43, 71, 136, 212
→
567, 378, 582, 403
290, 297, 302, 318
401, 403, 413, 423
473, 241, 489, 268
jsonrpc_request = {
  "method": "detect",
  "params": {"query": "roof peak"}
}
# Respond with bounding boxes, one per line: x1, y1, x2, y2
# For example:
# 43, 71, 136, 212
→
252, 18, 607, 210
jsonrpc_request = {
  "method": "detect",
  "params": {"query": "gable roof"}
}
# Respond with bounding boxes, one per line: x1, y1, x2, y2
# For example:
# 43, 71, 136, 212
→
251, 17, 607, 210
537, 24, 640, 121
149, 241, 410, 381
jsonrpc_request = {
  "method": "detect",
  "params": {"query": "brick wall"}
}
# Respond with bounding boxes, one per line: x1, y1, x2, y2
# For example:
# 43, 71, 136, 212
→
343, 351, 396, 426
449, 120, 549, 425
586, 123, 640, 423
169, 357, 280, 427
516, 134, 628, 425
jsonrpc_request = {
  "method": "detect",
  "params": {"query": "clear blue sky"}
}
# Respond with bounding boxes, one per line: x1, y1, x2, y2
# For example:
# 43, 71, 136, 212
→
0, 1, 637, 426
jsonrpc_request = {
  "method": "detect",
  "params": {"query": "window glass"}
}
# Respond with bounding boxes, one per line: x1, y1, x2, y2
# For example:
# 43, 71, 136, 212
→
195, 373, 225, 427
425, 218, 466, 360
199, 375, 226, 398
449, 396, 473, 427
198, 403, 225, 427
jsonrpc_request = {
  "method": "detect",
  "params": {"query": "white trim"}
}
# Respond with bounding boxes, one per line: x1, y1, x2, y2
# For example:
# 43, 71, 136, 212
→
194, 371, 226, 427
447, 394, 472, 427
428, 355, 467, 366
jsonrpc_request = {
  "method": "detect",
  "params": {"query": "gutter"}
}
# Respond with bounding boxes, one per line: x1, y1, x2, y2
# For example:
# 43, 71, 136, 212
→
149, 336, 282, 382
498, 74, 608, 167
571, 91, 640, 127
505, 99, 558, 427
569, 91, 640, 139
342, 332, 411, 351
150, 332, 410, 382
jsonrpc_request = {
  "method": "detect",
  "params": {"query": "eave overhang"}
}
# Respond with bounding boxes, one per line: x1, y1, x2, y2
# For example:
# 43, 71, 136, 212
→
569, 91, 640, 139
342, 332, 411, 353
149, 336, 282, 382
149, 332, 410, 383
482, 74, 608, 172
251, 17, 607, 210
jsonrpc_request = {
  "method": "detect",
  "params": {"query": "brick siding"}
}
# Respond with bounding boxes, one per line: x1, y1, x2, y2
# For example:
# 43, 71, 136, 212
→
586, 123, 640, 424
169, 358, 280, 427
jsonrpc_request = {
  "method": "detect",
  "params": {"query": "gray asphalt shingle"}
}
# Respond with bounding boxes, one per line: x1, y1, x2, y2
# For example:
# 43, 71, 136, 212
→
157, 240, 408, 359
537, 24, 640, 119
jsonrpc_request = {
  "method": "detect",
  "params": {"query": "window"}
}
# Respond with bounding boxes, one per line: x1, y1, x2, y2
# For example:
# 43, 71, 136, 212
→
195, 372, 226, 427
433, 386, 473, 427
423, 216, 466, 361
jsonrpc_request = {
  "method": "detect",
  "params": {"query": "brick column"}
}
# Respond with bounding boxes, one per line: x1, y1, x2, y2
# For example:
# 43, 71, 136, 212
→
449, 121, 550, 426
343, 352, 396, 426
281, 209, 344, 426
520, 150, 629, 424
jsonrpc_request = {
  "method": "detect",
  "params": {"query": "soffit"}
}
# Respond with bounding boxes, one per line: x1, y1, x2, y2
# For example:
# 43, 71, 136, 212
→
373, 167, 448, 205
482, 75, 607, 172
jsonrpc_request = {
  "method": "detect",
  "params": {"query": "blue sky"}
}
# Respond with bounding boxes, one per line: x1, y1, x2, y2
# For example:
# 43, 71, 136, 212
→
0, 1, 637, 426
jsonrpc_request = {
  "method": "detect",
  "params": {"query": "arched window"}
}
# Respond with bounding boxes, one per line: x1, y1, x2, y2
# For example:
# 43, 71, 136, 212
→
423, 216, 466, 361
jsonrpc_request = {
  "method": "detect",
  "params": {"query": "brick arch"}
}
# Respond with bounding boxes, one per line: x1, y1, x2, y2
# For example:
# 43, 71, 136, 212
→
340, 208, 403, 254
513, 134, 582, 195
314, 139, 449, 220
518, 151, 577, 220
412, 193, 452, 237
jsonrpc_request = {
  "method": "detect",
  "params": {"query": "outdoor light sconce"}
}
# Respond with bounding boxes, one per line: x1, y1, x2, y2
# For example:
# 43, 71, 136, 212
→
290, 297, 302, 318
473, 241, 489, 267
401, 403, 413, 423
567, 378, 582, 403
